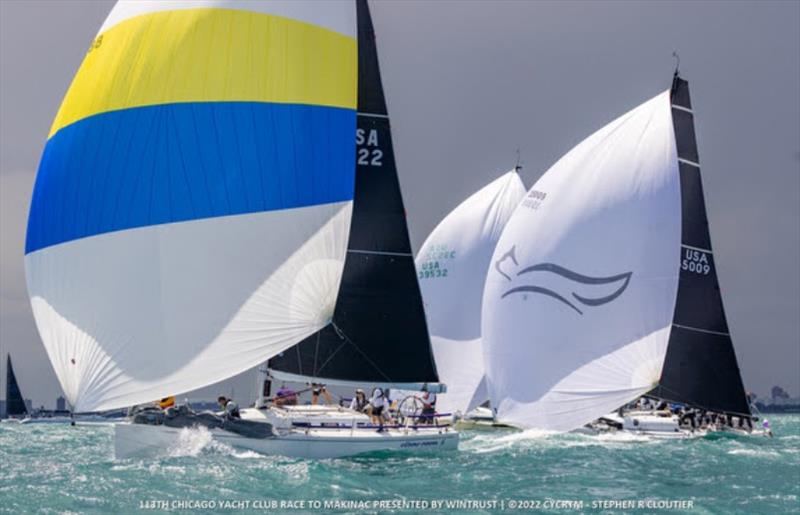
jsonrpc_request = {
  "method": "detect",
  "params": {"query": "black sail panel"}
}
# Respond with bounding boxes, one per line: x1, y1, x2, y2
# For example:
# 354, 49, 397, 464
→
652, 76, 750, 416
268, 0, 438, 387
6, 355, 28, 417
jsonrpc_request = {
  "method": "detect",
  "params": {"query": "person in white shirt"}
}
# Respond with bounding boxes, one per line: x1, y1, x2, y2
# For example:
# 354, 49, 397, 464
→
421, 390, 437, 425
368, 387, 386, 431
349, 389, 368, 412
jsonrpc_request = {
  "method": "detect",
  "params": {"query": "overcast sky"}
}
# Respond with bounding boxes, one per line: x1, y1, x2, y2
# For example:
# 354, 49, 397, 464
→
1, 0, 798, 409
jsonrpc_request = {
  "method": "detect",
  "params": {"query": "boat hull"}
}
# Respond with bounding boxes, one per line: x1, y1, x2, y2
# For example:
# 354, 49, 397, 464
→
114, 422, 458, 460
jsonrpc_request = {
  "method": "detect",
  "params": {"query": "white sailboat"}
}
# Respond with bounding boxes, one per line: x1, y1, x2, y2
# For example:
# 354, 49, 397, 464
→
416, 169, 525, 424
25, 0, 457, 459
482, 73, 762, 438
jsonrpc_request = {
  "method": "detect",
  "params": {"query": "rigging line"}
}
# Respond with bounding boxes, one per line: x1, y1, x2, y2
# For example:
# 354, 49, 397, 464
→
328, 321, 392, 382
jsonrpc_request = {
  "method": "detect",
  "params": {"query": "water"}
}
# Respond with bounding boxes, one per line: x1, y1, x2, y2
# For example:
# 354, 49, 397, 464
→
1, 415, 797, 514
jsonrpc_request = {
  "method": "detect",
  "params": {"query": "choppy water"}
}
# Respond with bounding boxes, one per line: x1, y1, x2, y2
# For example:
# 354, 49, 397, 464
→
0, 415, 797, 514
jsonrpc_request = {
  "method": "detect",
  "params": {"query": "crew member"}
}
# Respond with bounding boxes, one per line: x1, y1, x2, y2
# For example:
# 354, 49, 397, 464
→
310, 384, 333, 406
217, 396, 241, 419
421, 389, 437, 425
349, 389, 368, 412
368, 387, 386, 431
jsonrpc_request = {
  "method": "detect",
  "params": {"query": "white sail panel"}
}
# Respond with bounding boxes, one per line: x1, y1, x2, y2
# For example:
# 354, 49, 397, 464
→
417, 171, 526, 415
481, 91, 681, 431
26, 205, 351, 412
98, 1, 357, 39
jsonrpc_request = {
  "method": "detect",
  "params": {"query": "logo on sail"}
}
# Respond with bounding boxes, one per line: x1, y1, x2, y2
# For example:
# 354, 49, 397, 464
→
495, 246, 632, 315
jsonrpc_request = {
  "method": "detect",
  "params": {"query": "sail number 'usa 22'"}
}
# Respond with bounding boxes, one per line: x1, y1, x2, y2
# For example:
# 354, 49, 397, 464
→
356, 128, 383, 167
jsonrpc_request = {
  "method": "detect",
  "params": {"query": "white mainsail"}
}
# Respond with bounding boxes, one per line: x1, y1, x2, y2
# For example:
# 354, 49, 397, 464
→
25, 1, 358, 412
481, 91, 681, 431
417, 170, 525, 415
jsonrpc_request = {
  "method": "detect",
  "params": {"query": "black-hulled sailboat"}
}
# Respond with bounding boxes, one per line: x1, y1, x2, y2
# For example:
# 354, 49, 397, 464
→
481, 72, 763, 437
4, 355, 28, 419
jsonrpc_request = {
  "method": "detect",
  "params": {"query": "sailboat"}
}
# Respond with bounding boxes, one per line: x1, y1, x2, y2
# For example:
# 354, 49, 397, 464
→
25, 0, 456, 458
2, 355, 28, 421
415, 169, 525, 424
481, 73, 759, 436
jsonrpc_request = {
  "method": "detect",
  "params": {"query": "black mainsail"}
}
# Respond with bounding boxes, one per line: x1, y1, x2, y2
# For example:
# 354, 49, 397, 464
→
268, 0, 440, 390
650, 75, 751, 416
6, 355, 28, 417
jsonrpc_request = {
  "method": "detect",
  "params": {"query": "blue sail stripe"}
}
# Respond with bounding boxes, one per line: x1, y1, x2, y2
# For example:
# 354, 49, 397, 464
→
26, 101, 356, 254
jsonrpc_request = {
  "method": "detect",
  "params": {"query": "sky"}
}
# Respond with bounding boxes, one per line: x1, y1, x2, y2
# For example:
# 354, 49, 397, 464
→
0, 0, 798, 409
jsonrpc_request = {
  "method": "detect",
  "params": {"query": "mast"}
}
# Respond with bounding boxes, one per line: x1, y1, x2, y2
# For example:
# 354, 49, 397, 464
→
651, 75, 751, 416
268, 0, 441, 391
6, 355, 28, 417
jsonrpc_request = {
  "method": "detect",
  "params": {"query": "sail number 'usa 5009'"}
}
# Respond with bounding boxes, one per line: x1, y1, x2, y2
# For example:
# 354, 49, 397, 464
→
356, 128, 383, 167
682, 248, 711, 275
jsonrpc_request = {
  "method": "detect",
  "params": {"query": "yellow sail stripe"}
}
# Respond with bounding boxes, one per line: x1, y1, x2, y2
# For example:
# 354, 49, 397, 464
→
49, 8, 357, 138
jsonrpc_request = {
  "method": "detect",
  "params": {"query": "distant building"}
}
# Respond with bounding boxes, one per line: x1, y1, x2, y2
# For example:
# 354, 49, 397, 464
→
56, 396, 66, 411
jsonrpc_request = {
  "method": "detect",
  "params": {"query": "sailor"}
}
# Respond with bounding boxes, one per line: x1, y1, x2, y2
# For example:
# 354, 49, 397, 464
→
420, 388, 437, 425
310, 384, 333, 406
349, 389, 368, 412
368, 387, 386, 431
217, 396, 241, 419
274, 385, 298, 407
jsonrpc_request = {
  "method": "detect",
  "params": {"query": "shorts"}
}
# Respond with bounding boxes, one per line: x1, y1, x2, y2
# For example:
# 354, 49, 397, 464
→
371, 405, 384, 417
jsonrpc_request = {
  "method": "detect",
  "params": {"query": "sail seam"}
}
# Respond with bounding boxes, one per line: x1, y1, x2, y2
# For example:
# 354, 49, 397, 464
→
672, 323, 729, 336
681, 243, 713, 253
348, 249, 412, 257
357, 112, 389, 118
678, 157, 700, 168
671, 104, 693, 114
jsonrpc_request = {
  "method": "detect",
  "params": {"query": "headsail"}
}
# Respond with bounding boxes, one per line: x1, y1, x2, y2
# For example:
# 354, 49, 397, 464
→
650, 77, 751, 416
416, 171, 526, 415
268, 0, 441, 391
6, 356, 28, 417
482, 91, 681, 431
25, 1, 358, 411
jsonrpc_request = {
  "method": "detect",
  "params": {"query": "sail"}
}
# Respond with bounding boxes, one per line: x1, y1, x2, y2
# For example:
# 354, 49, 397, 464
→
6, 356, 28, 417
24, 1, 358, 412
416, 171, 526, 415
650, 77, 751, 416
267, 0, 440, 391
482, 91, 681, 431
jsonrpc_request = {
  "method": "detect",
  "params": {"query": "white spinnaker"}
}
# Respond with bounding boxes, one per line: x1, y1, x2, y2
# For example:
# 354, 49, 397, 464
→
26, 204, 352, 412
417, 171, 526, 415
481, 91, 681, 431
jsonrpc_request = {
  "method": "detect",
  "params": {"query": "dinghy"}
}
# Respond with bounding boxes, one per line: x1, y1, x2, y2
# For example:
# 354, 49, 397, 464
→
25, 0, 456, 458
482, 72, 761, 438
416, 170, 525, 423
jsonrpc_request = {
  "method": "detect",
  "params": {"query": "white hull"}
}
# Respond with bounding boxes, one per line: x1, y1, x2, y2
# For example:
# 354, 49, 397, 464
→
115, 406, 458, 459
115, 422, 457, 459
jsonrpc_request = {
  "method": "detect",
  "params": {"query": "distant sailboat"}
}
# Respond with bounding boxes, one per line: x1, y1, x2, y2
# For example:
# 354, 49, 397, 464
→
5, 355, 28, 418
25, 0, 456, 458
482, 73, 755, 434
416, 170, 525, 418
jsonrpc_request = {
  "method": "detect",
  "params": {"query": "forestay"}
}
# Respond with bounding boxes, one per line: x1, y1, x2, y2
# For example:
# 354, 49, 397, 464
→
416, 171, 525, 415
25, 0, 358, 411
482, 91, 681, 431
